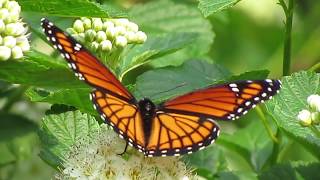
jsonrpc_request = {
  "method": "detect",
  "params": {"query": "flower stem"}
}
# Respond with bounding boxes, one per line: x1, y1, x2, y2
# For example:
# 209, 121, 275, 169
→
255, 106, 279, 143
279, 0, 295, 76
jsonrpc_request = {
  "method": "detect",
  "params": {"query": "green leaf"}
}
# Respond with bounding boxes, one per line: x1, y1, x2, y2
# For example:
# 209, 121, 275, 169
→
217, 120, 273, 172
259, 162, 320, 180
39, 111, 99, 169
0, 51, 85, 89
218, 171, 257, 180
198, 0, 241, 17
183, 145, 228, 179
119, 32, 197, 80
19, 0, 127, 18
130, 0, 214, 67
265, 71, 320, 158
25, 87, 96, 116
226, 70, 270, 82
0, 113, 37, 164
134, 60, 230, 103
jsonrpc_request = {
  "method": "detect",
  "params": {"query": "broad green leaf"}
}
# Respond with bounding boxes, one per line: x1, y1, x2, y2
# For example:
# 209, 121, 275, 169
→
25, 87, 96, 116
259, 162, 320, 180
134, 60, 230, 103
217, 120, 273, 172
198, 0, 241, 17
130, 0, 214, 67
19, 0, 127, 18
265, 71, 320, 158
0, 51, 85, 89
39, 111, 99, 168
0, 113, 37, 142
226, 70, 270, 82
0, 113, 37, 164
218, 171, 257, 180
118, 32, 197, 80
183, 145, 228, 179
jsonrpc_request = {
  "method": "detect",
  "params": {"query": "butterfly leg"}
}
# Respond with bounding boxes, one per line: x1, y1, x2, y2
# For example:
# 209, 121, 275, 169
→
117, 142, 128, 156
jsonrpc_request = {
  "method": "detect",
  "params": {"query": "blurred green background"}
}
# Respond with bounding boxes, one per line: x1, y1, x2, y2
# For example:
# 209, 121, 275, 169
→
0, 0, 319, 179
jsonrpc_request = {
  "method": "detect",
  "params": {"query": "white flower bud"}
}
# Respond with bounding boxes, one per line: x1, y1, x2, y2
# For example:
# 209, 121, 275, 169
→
90, 41, 99, 51
124, 31, 136, 43
66, 28, 77, 35
11, 46, 23, 59
92, 18, 103, 31
106, 26, 116, 39
5, 11, 19, 23
135, 31, 147, 43
84, 29, 96, 42
102, 21, 114, 30
100, 40, 112, 52
114, 18, 129, 26
115, 36, 127, 47
311, 112, 320, 125
72, 33, 85, 42
0, 19, 5, 33
114, 26, 126, 36
73, 20, 84, 33
126, 22, 139, 32
96, 31, 106, 42
5, 22, 24, 36
307, 94, 320, 112
0, 0, 8, 8
5, 1, 20, 13
297, 109, 312, 126
0, 8, 9, 20
81, 17, 92, 30
0, 46, 11, 60
16, 37, 30, 51
3, 36, 16, 48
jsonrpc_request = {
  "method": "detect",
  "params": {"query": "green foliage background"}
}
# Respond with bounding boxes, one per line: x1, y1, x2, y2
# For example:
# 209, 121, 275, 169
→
0, 0, 319, 179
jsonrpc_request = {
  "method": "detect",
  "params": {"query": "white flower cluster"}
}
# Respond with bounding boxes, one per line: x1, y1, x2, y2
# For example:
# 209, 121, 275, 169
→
57, 124, 199, 180
67, 17, 147, 53
297, 94, 320, 126
0, 0, 30, 61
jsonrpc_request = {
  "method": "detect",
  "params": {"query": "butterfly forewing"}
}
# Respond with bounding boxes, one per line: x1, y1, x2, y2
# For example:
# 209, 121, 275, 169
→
161, 80, 281, 121
41, 18, 133, 100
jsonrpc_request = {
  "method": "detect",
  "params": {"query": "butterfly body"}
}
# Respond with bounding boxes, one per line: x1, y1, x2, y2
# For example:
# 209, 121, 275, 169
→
138, 98, 156, 145
41, 18, 281, 157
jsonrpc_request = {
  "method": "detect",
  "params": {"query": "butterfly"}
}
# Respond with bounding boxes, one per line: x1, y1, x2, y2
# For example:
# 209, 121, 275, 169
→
41, 18, 281, 157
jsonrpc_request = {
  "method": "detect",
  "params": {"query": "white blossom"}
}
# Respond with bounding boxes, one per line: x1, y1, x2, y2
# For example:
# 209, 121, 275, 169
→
57, 124, 199, 180
307, 94, 320, 112
297, 109, 312, 126
0, 0, 30, 60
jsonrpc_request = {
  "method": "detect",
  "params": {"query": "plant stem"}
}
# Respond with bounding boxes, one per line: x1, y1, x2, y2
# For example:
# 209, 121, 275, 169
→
279, 0, 294, 76
309, 62, 320, 72
255, 106, 279, 143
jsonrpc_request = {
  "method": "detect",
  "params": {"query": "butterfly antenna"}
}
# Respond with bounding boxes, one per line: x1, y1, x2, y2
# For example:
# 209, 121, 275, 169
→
149, 82, 187, 98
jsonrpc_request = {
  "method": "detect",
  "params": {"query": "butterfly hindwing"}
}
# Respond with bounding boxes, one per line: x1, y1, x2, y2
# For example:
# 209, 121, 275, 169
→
161, 80, 281, 121
146, 112, 219, 157
91, 90, 146, 152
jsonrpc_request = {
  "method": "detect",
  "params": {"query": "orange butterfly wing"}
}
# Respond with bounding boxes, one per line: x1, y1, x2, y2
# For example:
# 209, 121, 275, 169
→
144, 80, 281, 156
41, 18, 146, 150
161, 80, 281, 120
41, 18, 132, 100
145, 112, 219, 157
91, 90, 146, 152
